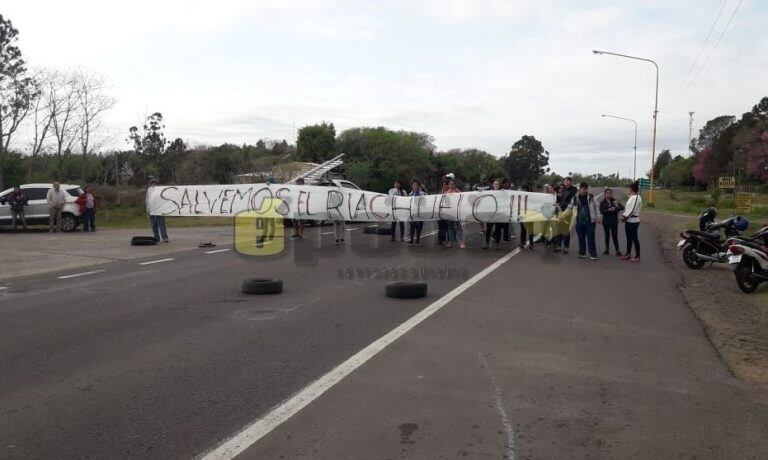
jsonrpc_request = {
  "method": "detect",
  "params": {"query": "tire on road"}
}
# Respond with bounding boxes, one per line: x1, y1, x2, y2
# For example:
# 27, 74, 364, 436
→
131, 236, 157, 246
363, 225, 378, 234
385, 281, 427, 299
242, 278, 283, 295
376, 226, 393, 236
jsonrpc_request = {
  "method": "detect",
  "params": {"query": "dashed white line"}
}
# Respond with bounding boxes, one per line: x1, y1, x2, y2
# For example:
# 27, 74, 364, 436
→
200, 247, 522, 460
205, 248, 232, 254
0, 287, 7, 291
139, 258, 175, 266
321, 231, 334, 235
57, 270, 107, 280
347, 227, 359, 231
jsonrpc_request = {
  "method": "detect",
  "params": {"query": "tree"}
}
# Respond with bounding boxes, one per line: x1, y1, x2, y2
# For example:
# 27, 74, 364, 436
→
76, 70, 116, 181
127, 112, 169, 184
48, 70, 81, 174
693, 115, 735, 154
502, 135, 550, 185
0, 15, 37, 190
336, 127, 433, 191
296, 121, 336, 163
661, 155, 695, 188
653, 149, 672, 180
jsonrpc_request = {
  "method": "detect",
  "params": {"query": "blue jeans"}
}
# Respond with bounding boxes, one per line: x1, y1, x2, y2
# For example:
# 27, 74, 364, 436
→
151, 215, 168, 241
575, 221, 597, 257
81, 208, 95, 231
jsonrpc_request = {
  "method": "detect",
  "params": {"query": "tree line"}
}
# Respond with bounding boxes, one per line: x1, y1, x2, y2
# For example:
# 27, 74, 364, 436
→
653, 96, 768, 190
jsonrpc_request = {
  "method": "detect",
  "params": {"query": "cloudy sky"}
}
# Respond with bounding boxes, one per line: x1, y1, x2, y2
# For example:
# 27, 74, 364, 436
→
5, 0, 767, 176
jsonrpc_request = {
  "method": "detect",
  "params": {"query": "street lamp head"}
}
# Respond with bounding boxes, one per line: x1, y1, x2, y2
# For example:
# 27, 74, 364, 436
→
592, 50, 603, 55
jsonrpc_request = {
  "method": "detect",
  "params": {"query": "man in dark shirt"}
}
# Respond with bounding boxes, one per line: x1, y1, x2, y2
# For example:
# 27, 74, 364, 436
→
554, 177, 577, 253
599, 188, 624, 255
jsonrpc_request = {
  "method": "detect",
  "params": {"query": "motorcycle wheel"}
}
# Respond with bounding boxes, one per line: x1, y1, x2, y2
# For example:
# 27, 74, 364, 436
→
735, 260, 760, 294
682, 244, 706, 269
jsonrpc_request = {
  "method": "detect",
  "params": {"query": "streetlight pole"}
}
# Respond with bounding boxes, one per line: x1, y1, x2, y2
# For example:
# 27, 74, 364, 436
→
593, 50, 659, 205
601, 114, 638, 181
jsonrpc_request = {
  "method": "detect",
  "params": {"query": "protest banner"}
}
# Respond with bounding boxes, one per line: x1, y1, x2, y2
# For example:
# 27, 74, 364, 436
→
146, 184, 558, 223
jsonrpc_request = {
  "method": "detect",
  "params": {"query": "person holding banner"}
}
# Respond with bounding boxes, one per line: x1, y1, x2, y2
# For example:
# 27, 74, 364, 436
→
554, 177, 577, 253
389, 181, 407, 242
408, 180, 426, 245
436, 180, 450, 246
147, 180, 169, 243
483, 179, 504, 250
291, 178, 306, 239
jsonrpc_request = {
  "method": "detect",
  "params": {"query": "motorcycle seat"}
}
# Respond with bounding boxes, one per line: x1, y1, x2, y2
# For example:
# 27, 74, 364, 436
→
687, 230, 721, 239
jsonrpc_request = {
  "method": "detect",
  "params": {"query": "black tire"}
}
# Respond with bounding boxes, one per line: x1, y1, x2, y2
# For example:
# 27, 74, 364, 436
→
363, 225, 378, 234
735, 260, 760, 294
131, 236, 158, 246
242, 278, 283, 295
385, 281, 427, 299
376, 226, 393, 236
61, 213, 78, 232
682, 244, 705, 269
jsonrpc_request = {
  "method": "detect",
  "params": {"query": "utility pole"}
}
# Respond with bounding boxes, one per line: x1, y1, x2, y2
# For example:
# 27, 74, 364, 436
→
688, 111, 695, 155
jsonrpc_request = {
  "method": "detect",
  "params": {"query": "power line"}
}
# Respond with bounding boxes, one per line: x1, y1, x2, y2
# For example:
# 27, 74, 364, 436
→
683, 0, 743, 95
667, 0, 729, 104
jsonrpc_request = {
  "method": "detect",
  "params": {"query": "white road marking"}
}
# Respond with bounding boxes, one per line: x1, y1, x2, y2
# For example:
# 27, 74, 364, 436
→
347, 227, 358, 231
322, 231, 334, 235
57, 270, 107, 280
200, 248, 522, 460
0, 287, 7, 291
205, 249, 232, 254
420, 230, 438, 237
478, 352, 516, 460
139, 258, 175, 266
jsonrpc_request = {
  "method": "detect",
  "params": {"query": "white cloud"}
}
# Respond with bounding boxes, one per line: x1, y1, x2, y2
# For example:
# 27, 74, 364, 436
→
4, 0, 767, 175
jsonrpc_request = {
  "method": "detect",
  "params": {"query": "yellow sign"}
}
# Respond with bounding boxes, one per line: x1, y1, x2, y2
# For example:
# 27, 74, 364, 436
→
735, 193, 753, 214
718, 176, 735, 189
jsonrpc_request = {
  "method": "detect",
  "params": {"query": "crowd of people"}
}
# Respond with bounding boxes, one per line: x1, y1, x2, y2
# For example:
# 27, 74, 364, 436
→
6, 177, 643, 262
379, 175, 644, 262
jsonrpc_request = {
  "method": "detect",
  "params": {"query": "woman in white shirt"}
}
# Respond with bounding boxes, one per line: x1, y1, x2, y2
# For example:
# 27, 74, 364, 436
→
620, 182, 643, 262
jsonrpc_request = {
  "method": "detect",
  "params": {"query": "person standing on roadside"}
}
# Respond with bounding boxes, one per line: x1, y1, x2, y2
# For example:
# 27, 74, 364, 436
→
47, 181, 67, 233
9, 186, 28, 232
446, 178, 466, 248
408, 180, 426, 245
599, 188, 623, 256
568, 182, 600, 260
389, 180, 407, 242
147, 179, 169, 243
76, 185, 98, 232
518, 184, 536, 250
555, 176, 577, 253
621, 182, 643, 262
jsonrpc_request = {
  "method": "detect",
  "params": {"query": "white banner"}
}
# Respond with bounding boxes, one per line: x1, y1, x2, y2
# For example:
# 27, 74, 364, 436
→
146, 184, 558, 223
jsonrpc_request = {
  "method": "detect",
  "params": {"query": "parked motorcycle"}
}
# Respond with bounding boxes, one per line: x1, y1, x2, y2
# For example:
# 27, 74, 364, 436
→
727, 230, 768, 293
677, 208, 749, 269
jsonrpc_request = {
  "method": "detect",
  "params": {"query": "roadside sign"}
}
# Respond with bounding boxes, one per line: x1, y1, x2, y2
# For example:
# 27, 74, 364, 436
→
718, 176, 735, 189
637, 178, 660, 190
735, 193, 753, 214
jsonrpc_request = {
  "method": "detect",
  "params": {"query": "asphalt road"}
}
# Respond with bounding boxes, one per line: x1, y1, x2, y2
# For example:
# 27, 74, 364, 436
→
1, 222, 767, 459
